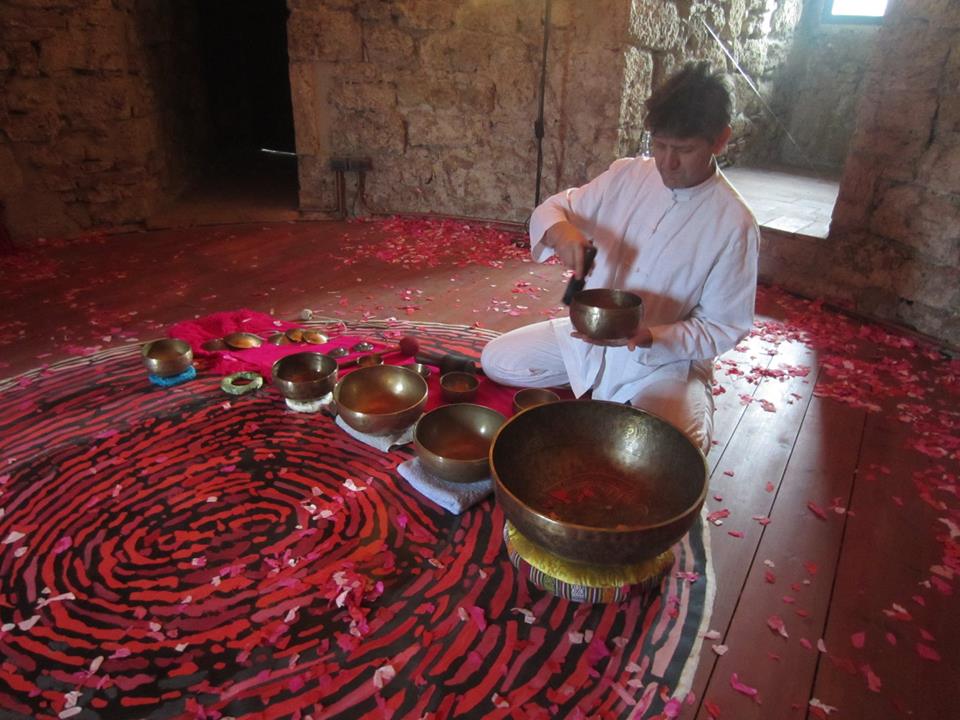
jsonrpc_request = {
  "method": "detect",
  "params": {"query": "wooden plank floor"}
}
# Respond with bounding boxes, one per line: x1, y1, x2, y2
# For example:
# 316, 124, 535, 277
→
1, 219, 957, 718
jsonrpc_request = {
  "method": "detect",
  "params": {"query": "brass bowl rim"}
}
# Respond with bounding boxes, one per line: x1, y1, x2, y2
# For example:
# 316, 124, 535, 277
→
439, 370, 480, 389
414, 402, 506, 461
223, 331, 265, 349
141, 337, 192, 359
334, 364, 429, 417
270, 351, 338, 380
570, 287, 644, 309
512, 387, 561, 412
490, 399, 708, 535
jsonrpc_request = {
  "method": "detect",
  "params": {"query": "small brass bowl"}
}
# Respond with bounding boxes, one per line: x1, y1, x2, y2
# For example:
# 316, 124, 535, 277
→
491, 400, 707, 566
512, 388, 560, 415
440, 371, 479, 403
414, 404, 506, 483
142, 338, 193, 377
334, 365, 428, 436
357, 353, 384, 368
223, 332, 265, 350
271, 352, 338, 401
408, 363, 432, 380
569, 288, 644, 341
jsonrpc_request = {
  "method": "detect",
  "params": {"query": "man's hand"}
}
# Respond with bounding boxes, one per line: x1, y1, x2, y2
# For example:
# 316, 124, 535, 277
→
543, 221, 591, 279
571, 326, 652, 351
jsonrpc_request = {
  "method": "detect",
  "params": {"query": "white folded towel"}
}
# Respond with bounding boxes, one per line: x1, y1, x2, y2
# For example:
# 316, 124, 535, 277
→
335, 414, 417, 451
396, 457, 493, 515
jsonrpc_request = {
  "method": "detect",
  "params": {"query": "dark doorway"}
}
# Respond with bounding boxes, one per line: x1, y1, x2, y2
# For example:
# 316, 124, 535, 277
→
197, 0, 296, 156
150, 0, 299, 228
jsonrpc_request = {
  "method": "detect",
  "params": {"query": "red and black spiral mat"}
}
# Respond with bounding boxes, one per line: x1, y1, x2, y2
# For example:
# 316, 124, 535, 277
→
0, 320, 712, 719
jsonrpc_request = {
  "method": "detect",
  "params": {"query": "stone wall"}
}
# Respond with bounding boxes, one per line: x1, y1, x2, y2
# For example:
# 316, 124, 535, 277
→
288, 0, 801, 223
741, 0, 880, 172
761, 0, 960, 347
0, 0, 207, 240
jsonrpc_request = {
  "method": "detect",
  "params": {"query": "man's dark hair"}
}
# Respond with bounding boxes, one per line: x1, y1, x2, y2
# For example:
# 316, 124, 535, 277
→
644, 61, 732, 140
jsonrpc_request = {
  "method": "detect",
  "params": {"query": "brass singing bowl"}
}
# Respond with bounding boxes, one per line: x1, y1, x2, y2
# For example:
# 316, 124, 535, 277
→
334, 365, 428, 436
490, 400, 707, 566
414, 404, 506, 483
271, 352, 338, 401
512, 387, 560, 415
141, 338, 193, 377
569, 288, 644, 341
223, 332, 264, 350
440, 371, 479, 403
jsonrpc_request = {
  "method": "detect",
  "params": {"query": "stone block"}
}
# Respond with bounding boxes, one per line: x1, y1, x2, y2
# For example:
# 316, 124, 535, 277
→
287, 8, 362, 62
870, 183, 960, 265
893, 260, 960, 311
363, 25, 417, 68
39, 15, 126, 73
406, 110, 489, 148
456, 0, 538, 36
628, 0, 682, 50
0, 143, 24, 189
332, 108, 406, 156
335, 82, 397, 113
919, 140, 960, 197
420, 30, 492, 74
392, 0, 459, 31
57, 75, 133, 124
290, 61, 334, 156
396, 74, 496, 115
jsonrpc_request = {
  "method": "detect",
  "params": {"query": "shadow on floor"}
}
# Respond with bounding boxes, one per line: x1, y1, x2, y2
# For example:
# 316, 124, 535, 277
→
147, 149, 301, 229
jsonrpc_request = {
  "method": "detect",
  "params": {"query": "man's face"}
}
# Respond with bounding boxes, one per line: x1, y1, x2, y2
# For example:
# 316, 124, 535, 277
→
651, 128, 730, 189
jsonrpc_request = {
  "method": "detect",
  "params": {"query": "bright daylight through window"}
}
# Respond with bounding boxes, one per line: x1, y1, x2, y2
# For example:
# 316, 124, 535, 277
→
826, 0, 888, 19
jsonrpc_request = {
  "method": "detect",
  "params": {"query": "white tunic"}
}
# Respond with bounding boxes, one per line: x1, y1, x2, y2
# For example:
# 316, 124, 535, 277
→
529, 156, 760, 402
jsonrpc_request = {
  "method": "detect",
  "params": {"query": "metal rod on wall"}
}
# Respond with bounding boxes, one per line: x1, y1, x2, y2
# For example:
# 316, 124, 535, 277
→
533, 0, 553, 209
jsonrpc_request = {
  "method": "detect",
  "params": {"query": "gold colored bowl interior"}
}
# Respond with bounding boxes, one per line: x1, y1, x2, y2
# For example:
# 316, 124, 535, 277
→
440, 371, 479, 402
272, 352, 338, 400
569, 289, 644, 340
491, 400, 706, 541
512, 388, 560, 414
336, 365, 428, 416
223, 332, 265, 350
415, 404, 506, 482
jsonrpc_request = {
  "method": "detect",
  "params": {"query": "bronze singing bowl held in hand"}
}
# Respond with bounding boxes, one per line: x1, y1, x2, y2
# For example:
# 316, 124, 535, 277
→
490, 400, 707, 566
569, 288, 644, 341
334, 365, 428, 436
271, 352, 338, 401
414, 404, 506, 483
141, 338, 193, 377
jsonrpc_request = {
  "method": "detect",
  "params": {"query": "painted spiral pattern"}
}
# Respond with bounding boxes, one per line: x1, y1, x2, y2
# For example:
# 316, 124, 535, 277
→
0, 321, 710, 719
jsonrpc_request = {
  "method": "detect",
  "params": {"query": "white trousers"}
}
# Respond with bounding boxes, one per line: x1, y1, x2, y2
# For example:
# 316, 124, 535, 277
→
481, 321, 714, 455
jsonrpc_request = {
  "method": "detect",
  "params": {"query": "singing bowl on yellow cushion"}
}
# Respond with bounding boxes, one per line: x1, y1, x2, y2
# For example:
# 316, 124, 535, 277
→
414, 403, 506, 483
334, 365, 428, 436
569, 288, 644, 341
490, 399, 706, 566
272, 352, 338, 401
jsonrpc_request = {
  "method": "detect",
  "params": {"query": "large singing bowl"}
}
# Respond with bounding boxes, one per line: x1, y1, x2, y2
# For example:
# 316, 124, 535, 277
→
334, 365, 428, 436
490, 400, 707, 566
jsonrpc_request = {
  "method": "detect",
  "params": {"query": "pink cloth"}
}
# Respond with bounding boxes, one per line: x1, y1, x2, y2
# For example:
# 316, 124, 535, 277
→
167, 310, 391, 380
166, 309, 569, 415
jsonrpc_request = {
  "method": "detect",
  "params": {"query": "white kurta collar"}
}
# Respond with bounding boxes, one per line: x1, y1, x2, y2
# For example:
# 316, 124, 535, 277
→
669, 163, 720, 202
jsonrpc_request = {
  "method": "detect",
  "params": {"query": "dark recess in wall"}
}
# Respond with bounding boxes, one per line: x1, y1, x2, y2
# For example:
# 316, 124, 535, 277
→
196, 0, 296, 157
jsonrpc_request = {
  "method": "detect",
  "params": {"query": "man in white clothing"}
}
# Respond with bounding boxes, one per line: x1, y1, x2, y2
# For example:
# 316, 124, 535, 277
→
481, 62, 759, 454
